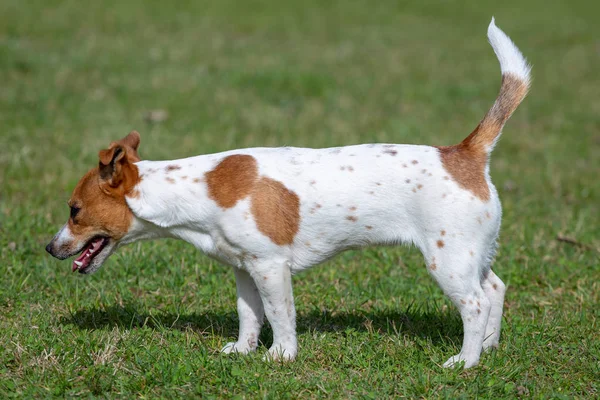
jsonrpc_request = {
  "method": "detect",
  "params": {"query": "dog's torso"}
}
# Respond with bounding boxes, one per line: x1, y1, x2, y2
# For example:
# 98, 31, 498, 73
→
127, 143, 498, 273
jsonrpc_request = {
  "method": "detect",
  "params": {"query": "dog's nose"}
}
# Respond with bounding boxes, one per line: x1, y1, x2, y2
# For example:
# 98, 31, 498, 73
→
45, 242, 54, 256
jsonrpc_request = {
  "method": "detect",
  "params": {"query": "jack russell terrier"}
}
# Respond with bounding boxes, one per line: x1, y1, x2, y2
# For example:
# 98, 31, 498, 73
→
46, 19, 530, 368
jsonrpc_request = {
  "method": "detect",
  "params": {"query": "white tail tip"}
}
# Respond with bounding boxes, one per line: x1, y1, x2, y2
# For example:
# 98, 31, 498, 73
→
488, 17, 531, 85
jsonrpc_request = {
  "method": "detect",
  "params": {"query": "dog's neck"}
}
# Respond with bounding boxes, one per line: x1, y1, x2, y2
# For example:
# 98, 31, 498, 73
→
121, 157, 231, 260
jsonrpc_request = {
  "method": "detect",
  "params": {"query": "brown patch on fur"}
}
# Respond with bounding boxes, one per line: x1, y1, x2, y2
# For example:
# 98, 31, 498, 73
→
383, 149, 398, 156
477, 217, 483, 225
412, 188, 417, 193
193, 177, 203, 183
165, 177, 175, 184
375, 182, 381, 186
346, 216, 358, 222
365, 225, 373, 230
402, 163, 408, 168
411, 160, 418, 165
430, 263, 437, 271
417, 184, 423, 190
477, 309, 481, 314
304, 241, 311, 247
493, 283, 498, 290
165, 165, 181, 172
437, 240, 445, 248
443, 176, 449, 180
405, 179, 411, 184
181, 176, 188, 180
349, 206, 357, 211
206, 155, 258, 208
250, 177, 300, 246
470, 250, 475, 256
309, 203, 322, 214
461, 299, 466, 305
437, 74, 528, 202
441, 230, 446, 236
437, 144, 489, 201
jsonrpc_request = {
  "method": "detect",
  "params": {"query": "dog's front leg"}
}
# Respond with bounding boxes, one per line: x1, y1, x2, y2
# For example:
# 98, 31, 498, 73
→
250, 260, 297, 361
221, 267, 264, 355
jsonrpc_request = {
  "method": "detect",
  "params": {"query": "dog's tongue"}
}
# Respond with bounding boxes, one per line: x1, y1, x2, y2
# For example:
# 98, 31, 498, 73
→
72, 237, 104, 272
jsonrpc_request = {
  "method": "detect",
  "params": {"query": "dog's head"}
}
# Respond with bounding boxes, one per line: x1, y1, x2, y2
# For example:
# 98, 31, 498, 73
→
46, 131, 142, 274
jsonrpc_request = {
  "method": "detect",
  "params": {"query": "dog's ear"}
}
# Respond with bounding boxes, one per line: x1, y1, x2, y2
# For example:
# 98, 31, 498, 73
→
98, 131, 142, 192
98, 145, 128, 188
116, 130, 141, 162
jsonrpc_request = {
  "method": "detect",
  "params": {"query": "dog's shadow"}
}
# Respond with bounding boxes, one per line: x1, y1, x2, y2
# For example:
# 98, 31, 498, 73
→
60, 302, 463, 347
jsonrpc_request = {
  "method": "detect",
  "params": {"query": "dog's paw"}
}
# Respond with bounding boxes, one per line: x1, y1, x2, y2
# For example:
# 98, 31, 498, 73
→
443, 354, 465, 368
443, 353, 479, 369
262, 344, 296, 362
221, 341, 252, 355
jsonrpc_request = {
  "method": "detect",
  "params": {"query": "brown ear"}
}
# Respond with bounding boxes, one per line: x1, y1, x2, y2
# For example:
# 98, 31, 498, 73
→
98, 131, 142, 193
116, 130, 141, 162
98, 145, 127, 188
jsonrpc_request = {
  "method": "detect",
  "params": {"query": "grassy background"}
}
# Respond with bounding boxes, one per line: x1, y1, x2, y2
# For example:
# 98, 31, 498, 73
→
1, 0, 599, 397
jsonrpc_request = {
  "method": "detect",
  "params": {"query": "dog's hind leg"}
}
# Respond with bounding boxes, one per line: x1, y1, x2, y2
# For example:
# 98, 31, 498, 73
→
424, 246, 491, 368
481, 268, 506, 350
221, 267, 265, 355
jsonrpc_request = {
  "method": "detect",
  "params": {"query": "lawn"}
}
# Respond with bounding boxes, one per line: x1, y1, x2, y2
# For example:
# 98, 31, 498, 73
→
1, 0, 598, 397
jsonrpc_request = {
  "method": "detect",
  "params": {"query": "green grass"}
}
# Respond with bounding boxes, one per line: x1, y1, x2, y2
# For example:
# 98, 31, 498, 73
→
1, 0, 599, 397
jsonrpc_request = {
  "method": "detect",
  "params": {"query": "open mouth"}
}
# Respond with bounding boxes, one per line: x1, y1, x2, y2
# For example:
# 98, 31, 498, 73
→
72, 236, 110, 273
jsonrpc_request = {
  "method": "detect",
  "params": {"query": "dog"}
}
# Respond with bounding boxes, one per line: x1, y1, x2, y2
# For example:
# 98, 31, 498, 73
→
46, 18, 530, 368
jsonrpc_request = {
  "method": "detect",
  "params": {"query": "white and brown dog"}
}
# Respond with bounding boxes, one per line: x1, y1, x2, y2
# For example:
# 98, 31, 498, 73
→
46, 19, 530, 368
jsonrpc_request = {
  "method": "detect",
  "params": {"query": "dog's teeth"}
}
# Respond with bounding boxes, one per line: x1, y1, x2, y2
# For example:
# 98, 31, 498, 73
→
89, 249, 95, 254
74, 261, 83, 267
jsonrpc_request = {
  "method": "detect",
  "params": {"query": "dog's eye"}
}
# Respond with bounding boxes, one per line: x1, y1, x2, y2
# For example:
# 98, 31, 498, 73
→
70, 206, 81, 220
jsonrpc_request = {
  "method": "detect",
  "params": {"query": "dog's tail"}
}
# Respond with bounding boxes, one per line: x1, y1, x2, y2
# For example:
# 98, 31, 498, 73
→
461, 18, 531, 153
